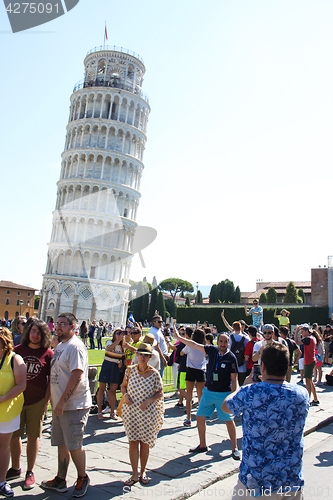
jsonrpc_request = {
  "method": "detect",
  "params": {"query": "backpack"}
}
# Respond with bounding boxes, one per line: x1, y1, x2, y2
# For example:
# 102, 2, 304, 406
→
230, 334, 246, 366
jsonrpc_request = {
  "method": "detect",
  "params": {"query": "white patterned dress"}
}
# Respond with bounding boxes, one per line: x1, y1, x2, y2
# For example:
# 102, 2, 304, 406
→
122, 365, 164, 448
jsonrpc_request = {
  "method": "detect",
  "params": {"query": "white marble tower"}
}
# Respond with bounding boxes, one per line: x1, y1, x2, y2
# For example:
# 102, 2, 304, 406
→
40, 45, 150, 326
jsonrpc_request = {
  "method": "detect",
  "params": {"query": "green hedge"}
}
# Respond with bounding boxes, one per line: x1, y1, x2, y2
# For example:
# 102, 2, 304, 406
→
176, 306, 329, 331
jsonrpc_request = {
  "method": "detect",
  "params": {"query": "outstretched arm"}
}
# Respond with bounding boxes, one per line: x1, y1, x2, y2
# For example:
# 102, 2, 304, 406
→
221, 310, 232, 332
174, 327, 205, 353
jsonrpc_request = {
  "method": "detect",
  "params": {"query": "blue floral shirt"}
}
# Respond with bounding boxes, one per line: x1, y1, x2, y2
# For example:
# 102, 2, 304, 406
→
227, 382, 309, 493
249, 306, 263, 328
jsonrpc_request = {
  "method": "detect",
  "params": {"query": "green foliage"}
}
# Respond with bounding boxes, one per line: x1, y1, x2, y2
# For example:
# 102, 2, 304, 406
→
266, 287, 277, 304
148, 286, 158, 321
185, 296, 191, 307
259, 292, 267, 304
156, 291, 166, 320
176, 306, 329, 330
283, 282, 298, 304
234, 286, 241, 303
34, 295, 40, 310
210, 279, 240, 303
196, 290, 203, 304
158, 278, 194, 301
165, 298, 177, 318
209, 284, 218, 303
132, 281, 143, 322
297, 288, 305, 303
141, 292, 149, 322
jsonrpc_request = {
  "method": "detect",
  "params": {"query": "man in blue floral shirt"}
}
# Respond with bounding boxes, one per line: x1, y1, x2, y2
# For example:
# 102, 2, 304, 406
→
223, 343, 309, 500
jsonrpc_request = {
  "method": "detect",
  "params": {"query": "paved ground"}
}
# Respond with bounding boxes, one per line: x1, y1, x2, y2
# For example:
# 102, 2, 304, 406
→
8, 366, 333, 500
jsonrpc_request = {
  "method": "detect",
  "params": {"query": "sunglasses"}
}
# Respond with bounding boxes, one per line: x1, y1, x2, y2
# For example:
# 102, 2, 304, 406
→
137, 353, 151, 358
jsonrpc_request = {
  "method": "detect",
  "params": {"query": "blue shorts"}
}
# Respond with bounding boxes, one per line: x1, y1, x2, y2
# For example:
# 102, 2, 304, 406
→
99, 360, 120, 384
196, 387, 234, 421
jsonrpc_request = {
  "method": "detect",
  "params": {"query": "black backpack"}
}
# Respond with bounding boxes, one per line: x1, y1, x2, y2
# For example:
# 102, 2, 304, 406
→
230, 334, 246, 366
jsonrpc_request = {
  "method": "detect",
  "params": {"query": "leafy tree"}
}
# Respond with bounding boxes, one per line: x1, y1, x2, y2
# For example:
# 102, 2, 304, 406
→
223, 279, 235, 303
34, 295, 40, 310
217, 281, 225, 302
148, 286, 158, 321
156, 291, 166, 320
283, 282, 298, 304
234, 286, 241, 303
196, 290, 203, 304
266, 287, 277, 304
209, 284, 218, 303
259, 293, 267, 304
158, 278, 194, 302
140, 280, 149, 321
185, 296, 191, 307
297, 288, 305, 304
132, 282, 143, 322
165, 298, 177, 318
141, 293, 149, 322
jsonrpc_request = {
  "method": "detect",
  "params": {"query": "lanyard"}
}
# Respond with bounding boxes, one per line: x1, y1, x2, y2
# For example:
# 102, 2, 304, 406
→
215, 351, 224, 371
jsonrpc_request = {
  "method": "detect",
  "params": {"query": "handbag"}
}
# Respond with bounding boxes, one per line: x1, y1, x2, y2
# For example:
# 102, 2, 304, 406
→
116, 366, 131, 418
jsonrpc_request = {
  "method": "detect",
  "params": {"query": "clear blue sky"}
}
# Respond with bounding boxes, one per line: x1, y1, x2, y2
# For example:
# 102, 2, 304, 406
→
1, 0, 332, 296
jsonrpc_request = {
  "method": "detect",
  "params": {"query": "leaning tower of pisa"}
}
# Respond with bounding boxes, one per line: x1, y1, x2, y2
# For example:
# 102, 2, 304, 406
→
39, 45, 150, 326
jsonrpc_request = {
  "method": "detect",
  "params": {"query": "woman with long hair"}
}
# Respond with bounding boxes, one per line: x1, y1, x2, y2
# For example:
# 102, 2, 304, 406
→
181, 329, 207, 427
79, 321, 88, 347
10, 316, 27, 345
97, 329, 128, 420
0, 328, 26, 497
121, 342, 164, 486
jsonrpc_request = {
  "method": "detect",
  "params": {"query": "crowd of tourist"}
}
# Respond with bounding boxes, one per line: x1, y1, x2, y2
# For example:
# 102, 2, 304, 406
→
1, 304, 333, 498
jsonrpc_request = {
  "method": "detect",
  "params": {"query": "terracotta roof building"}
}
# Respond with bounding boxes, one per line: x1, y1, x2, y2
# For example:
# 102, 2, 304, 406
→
241, 281, 311, 304
0, 281, 37, 320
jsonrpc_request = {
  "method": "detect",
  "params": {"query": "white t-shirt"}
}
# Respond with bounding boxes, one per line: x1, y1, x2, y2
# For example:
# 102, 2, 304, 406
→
252, 339, 279, 365
150, 326, 168, 354
50, 335, 92, 411
183, 345, 206, 371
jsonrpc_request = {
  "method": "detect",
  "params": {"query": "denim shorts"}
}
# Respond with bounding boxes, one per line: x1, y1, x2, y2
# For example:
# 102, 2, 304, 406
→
196, 387, 233, 421
98, 360, 120, 384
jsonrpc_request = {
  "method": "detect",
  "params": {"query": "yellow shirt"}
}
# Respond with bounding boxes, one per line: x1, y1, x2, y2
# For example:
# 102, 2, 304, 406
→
277, 315, 290, 326
0, 352, 24, 422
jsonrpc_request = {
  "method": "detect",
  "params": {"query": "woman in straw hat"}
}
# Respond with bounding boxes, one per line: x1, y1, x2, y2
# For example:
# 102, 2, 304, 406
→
121, 342, 164, 486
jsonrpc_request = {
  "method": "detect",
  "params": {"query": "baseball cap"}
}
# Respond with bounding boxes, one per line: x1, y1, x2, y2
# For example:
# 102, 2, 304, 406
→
262, 324, 274, 332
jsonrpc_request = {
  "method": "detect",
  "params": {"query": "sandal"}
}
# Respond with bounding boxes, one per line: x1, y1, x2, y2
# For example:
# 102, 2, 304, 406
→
139, 475, 150, 485
110, 412, 119, 420
97, 413, 104, 420
124, 477, 139, 486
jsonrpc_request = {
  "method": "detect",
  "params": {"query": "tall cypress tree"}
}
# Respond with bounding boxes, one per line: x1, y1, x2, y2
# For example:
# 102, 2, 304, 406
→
209, 284, 218, 303
156, 291, 166, 320
132, 281, 143, 322
148, 276, 158, 320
